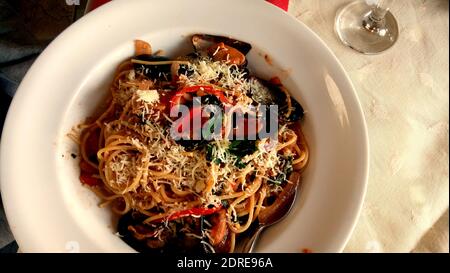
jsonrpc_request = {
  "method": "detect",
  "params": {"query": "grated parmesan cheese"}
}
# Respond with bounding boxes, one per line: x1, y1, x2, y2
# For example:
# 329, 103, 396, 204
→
136, 89, 160, 104
103, 54, 294, 211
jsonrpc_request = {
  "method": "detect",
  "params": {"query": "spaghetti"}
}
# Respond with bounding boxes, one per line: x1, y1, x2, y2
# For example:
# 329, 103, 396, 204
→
77, 35, 308, 253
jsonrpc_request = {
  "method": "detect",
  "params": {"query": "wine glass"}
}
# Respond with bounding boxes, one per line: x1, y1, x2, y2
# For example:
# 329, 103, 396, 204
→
335, 0, 399, 54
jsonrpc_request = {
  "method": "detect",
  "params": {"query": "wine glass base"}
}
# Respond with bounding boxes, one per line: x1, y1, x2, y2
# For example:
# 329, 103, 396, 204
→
335, 1, 398, 54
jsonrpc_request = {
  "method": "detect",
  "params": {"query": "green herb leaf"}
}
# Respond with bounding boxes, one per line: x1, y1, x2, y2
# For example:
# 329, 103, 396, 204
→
205, 140, 257, 168
206, 144, 222, 164
234, 158, 247, 169
228, 140, 257, 157
221, 200, 229, 208
228, 140, 257, 168
270, 155, 293, 185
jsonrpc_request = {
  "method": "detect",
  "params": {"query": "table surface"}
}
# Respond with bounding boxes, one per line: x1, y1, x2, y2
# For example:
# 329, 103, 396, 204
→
289, 0, 449, 252
0, 0, 448, 253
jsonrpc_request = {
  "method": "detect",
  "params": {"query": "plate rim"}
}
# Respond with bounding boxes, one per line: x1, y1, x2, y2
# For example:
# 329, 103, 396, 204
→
0, 0, 369, 253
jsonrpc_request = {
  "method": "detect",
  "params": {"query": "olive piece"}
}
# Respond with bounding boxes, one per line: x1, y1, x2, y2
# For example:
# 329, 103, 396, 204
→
191, 34, 252, 56
201, 94, 221, 106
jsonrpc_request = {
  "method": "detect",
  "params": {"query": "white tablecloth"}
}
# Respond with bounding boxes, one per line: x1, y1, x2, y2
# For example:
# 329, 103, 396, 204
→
289, 0, 449, 252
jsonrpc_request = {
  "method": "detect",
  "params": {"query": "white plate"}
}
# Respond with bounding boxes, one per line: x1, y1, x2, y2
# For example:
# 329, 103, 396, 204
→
0, 0, 369, 252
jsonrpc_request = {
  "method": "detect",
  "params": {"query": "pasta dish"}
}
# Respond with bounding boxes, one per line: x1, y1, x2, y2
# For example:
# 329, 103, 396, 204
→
76, 34, 308, 253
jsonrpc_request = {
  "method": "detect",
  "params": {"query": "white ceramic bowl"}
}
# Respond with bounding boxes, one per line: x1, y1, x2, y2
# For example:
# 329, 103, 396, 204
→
0, 0, 368, 252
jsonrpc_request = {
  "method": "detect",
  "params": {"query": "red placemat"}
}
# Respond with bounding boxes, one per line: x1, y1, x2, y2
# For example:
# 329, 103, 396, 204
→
86, 0, 289, 13
266, 0, 289, 11
85, 0, 112, 12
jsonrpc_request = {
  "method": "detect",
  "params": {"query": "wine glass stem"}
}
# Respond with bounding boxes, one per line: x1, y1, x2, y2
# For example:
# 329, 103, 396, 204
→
363, 0, 392, 32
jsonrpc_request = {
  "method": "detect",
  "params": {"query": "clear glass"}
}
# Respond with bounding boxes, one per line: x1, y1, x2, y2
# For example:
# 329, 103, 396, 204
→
335, 0, 399, 54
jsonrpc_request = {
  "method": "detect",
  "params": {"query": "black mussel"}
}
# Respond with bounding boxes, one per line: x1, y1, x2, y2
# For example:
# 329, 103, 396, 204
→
200, 216, 213, 253
273, 83, 304, 122
280, 97, 304, 122
170, 60, 194, 79
117, 211, 153, 253
176, 139, 207, 151
171, 52, 201, 78
118, 211, 189, 253
191, 34, 252, 55
240, 67, 251, 80
249, 77, 304, 122
191, 34, 251, 66
249, 77, 278, 105
173, 217, 206, 254
174, 234, 204, 253
133, 54, 172, 81
133, 54, 195, 82
176, 63, 194, 77
258, 172, 301, 225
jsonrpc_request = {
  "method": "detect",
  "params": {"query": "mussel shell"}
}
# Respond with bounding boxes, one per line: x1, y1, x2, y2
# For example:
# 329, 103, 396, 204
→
117, 211, 207, 253
249, 77, 278, 105
191, 34, 252, 55
282, 97, 304, 122
176, 139, 206, 151
250, 77, 304, 122
273, 83, 304, 122
133, 54, 172, 81
117, 211, 154, 253
176, 63, 194, 77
